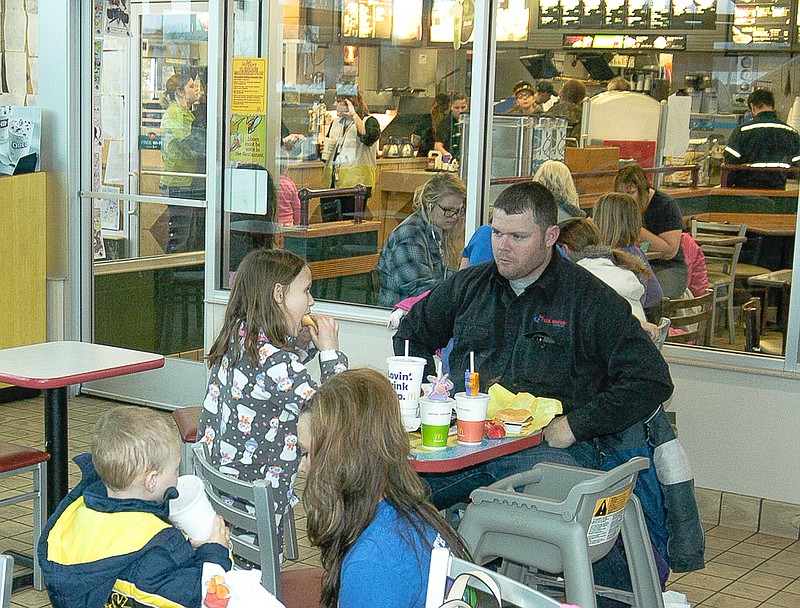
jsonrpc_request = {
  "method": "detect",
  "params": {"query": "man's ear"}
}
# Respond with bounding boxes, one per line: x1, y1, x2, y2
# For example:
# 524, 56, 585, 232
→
545, 224, 560, 248
273, 282, 284, 304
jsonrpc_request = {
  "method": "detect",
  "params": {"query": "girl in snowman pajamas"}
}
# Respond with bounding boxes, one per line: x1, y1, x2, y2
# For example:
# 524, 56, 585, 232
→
199, 249, 347, 541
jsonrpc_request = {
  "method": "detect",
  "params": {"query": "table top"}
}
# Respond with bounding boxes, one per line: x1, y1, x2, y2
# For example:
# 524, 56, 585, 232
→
686, 213, 798, 237
408, 428, 543, 473
0, 341, 165, 389
747, 269, 793, 288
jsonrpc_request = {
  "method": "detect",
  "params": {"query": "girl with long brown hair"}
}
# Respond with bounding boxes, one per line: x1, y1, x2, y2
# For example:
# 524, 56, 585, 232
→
593, 191, 664, 320
298, 368, 463, 608
199, 249, 348, 541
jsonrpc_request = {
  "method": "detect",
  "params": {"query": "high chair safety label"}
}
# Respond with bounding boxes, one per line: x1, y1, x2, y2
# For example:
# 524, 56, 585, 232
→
586, 487, 633, 546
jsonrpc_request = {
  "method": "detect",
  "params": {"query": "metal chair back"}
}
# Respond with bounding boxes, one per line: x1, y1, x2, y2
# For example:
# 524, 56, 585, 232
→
191, 443, 281, 596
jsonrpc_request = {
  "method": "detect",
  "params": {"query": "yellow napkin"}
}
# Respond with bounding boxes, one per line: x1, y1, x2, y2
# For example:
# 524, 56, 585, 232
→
487, 384, 562, 433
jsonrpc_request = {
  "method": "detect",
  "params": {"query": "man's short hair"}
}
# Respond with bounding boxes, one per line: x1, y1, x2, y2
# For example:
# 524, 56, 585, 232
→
91, 406, 181, 492
748, 88, 774, 109
493, 182, 557, 230
536, 81, 557, 96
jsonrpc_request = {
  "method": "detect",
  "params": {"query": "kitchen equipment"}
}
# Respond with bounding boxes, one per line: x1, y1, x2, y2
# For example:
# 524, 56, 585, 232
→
385, 137, 400, 158
400, 137, 414, 158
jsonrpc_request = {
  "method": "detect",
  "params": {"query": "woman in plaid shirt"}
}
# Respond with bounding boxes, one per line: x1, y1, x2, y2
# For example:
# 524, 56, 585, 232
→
376, 173, 466, 307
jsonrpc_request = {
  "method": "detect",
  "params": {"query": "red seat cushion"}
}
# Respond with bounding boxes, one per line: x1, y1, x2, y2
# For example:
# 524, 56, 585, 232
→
172, 406, 202, 443
280, 567, 325, 608
0, 443, 50, 472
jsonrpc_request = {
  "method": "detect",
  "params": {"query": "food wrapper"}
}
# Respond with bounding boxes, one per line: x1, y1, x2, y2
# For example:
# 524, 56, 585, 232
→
202, 563, 285, 608
487, 384, 562, 433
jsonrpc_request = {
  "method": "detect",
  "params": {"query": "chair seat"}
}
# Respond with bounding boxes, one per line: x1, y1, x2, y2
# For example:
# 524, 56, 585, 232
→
706, 272, 732, 288
735, 263, 772, 279
172, 406, 202, 443
759, 334, 784, 356
706, 260, 770, 279
0, 444, 50, 473
280, 568, 325, 608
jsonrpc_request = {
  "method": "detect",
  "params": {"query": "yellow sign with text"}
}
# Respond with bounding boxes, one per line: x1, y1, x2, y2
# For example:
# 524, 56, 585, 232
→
231, 57, 267, 115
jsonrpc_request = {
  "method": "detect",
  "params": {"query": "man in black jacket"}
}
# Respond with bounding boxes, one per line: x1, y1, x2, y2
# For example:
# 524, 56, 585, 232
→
723, 88, 800, 189
394, 182, 674, 508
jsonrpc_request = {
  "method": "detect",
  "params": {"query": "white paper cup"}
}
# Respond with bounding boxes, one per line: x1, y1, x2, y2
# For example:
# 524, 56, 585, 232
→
454, 392, 489, 444
419, 396, 454, 449
168, 475, 216, 541
400, 408, 421, 432
387, 355, 426, 420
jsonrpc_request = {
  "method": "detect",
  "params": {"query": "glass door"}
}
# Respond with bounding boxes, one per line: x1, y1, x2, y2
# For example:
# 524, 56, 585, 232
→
81, 0, 212, 407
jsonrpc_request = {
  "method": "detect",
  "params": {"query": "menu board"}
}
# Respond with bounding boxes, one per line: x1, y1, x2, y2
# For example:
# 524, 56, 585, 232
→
650, 0, 671, 28
582, 0, 604, 27
342, 0, 421, 40
564, 33, 687, 49
538, 0, 717, 29
539, 0, 561, 28
604, 0, 626, 27
430, 0, 527, 42
730, 0, 791, 46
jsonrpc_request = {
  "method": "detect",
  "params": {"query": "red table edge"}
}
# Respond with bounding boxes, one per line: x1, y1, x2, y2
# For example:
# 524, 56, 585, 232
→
410, 431, 543, 473
0, 357, 165, 390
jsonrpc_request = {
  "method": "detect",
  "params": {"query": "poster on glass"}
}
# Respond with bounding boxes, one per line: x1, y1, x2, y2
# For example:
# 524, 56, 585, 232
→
0, 106, 42, 176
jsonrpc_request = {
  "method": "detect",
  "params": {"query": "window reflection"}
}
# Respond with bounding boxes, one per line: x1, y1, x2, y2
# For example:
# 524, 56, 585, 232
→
218, 0, 798, 362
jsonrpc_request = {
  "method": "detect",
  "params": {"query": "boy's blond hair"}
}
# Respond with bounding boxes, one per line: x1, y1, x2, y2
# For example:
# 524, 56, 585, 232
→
91, 406, 181, 492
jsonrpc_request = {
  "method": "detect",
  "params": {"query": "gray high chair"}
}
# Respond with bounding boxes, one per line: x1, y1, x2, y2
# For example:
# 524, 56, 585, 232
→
458, 457, 664, 608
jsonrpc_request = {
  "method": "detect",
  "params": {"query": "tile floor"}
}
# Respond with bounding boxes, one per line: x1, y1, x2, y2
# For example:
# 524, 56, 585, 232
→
2, 394, 799, 608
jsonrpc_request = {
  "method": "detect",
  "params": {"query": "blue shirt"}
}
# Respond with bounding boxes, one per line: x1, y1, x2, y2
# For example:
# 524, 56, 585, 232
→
339, 500, 447, 608
462, 225, 493, 266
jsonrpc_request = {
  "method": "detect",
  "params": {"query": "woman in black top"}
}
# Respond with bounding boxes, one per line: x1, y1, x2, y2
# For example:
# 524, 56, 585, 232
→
614, 164, 688, 298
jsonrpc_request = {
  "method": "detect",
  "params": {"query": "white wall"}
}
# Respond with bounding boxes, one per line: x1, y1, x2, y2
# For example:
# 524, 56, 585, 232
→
667, 360, 800, 505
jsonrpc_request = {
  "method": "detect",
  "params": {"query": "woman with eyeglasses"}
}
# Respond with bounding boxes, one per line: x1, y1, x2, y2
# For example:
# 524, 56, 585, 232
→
376, 172, 466, 307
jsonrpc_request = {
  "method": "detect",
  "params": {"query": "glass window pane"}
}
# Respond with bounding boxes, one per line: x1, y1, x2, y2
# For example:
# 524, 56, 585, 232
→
91, 0, 208, 359
480, 30, 797, 360
221, 0, 472, 309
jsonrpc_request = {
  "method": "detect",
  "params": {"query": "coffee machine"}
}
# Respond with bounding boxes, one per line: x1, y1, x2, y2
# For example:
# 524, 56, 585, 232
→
685, 73, 718, 113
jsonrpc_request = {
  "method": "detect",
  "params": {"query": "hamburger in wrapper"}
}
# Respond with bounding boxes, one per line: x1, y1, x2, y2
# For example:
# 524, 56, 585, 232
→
486, 384, 562, 435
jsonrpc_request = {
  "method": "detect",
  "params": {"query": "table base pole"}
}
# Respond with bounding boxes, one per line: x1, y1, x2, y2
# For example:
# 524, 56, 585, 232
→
44, 387, 69, 515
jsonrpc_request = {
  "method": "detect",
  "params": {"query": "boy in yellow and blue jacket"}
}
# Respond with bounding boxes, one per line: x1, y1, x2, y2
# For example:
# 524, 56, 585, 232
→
38, 406, 231, 608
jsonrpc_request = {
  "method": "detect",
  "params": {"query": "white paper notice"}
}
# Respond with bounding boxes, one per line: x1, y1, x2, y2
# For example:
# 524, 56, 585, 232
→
102, 49, 127, 94
3, 10, 28, 51
104, 139, 128, 185
27, 14, 39, 57
26, 0, 39, 11
100, 185, 122, 230
101, 95, 125, 140
4, 52, 28, 95
663, 95, 693, 157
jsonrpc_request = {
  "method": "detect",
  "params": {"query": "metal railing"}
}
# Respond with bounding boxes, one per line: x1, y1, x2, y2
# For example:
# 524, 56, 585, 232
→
489, 164, 701, 192
719, 164, 800, 187
297, 184, 368, 227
